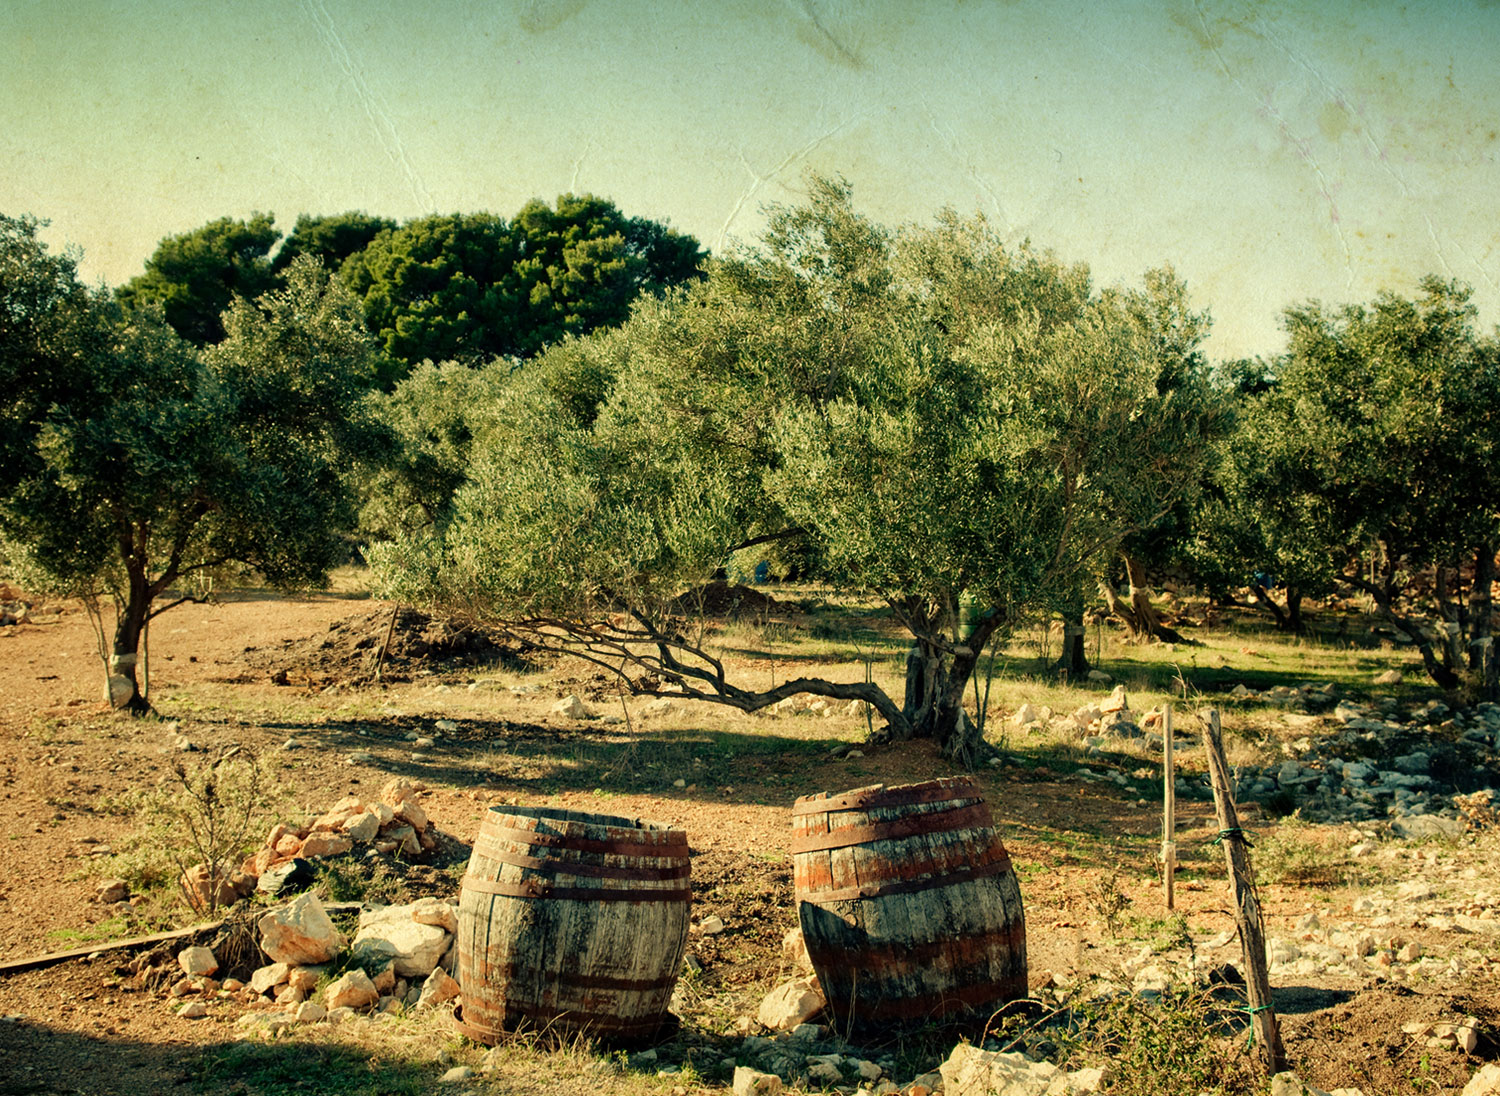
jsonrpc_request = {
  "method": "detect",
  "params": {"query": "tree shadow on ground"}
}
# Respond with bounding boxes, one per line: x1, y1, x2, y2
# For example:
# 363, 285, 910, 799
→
0, 1015, 432, 1096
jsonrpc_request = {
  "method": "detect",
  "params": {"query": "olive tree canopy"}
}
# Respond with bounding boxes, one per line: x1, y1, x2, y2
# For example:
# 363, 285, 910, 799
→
371, 179, 1220, 762
1, 224, 383, 712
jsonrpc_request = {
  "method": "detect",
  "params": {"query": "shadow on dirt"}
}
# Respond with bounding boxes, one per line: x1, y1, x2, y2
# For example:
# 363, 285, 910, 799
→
0, 1016, 431, 1095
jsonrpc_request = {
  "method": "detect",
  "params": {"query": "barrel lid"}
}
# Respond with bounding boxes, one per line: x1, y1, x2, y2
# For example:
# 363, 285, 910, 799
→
483, 804, 685, 843
792, 775, 981, 815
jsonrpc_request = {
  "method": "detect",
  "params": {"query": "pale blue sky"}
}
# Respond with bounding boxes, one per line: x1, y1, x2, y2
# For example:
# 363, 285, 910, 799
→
4, 0, 1497, 359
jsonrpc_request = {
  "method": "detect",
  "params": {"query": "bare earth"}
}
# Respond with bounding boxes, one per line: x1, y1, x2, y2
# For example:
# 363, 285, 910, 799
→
1, 593, 1497, 1095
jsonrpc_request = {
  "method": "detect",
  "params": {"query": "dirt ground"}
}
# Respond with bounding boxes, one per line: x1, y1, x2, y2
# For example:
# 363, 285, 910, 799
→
2, 592, 1498, 1095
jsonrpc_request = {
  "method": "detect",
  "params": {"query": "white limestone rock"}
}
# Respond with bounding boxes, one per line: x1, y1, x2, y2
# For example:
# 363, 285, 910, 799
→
258, 893, 345, 966
756, 976, 825, 1032
940, 1044, 1103, 1096
353, 902, 452, 977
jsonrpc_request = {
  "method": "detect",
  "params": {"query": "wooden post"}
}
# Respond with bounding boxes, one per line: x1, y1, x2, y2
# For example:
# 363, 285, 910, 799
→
375, 603, 400, 682
1162, 702, 1176, 911
1202, 708, 1287, 1075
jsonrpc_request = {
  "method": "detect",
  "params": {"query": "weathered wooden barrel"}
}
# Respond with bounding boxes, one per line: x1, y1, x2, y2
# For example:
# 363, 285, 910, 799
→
792, 776, 1027, 1031
455, 805, 691, 1045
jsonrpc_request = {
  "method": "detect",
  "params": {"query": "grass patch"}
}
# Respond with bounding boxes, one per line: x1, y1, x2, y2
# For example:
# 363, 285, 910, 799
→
45, 915, 135, 947
191, 1041, 428, 1095
1040, 985, 1263, 1095
1253, 816, 1351, 887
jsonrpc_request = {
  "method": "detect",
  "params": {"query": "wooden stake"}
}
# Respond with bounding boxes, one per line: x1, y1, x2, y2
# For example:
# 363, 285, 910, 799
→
375, 602, 400, 682
1162, 702, 1176, 911
1202, 708, 1287, 1075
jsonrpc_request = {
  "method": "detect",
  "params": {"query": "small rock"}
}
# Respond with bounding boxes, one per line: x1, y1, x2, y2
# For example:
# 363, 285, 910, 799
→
94, 878, 129, 904
353, 902, 452, 977
642, 698, 673, 716
439, 1066, 475, 1083
325, 969, 379, 1011
434, 719, 458, 733
1464, 1064, 1500, 1096
700, 915, 726, 935
416, 967, 460, 1009
757, 976, 825, 1032
342, 813, 381, 842
1374, 670, 1403, 686
294, 1000, 327, 1024
177, 946, 218, 977
550, 695, 592, 719
299, 833, 354, 858
249, 962, 291, 995
259, 893, 345, 965
256, 858, 316, 897
781, 927, 813, 971
176, 1001, 208, 1019
733, 1066, 784, 1096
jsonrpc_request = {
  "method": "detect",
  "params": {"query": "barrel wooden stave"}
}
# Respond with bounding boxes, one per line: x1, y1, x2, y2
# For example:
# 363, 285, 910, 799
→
793, 778, 1027, 1030
457, 806, 690, 1044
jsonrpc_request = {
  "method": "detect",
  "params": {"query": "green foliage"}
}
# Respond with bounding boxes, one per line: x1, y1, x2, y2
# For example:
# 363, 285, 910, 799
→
1219, 278, 1500, 691
117, 213, 281, 344
1, 237, 384, 710
1041, 986, 1262, 1095
271, 210, 395, 274
135, 747, 284, 915
372, 175, 1221, 761
359, 358, 514, 541
340, 194, 705, 380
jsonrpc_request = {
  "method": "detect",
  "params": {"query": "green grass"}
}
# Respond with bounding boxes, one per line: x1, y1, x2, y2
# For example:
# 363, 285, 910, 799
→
191, 1042, 428, 1096
45, 915, 134, 946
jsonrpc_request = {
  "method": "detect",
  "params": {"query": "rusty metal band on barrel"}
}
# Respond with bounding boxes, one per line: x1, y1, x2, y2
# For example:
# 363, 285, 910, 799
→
455, 1002, 659, 1042
789, 802, 994, 853
459, 962, 677, 994
460, 873, 692, 902
797, 851, 1013, 903
479, 822, 688, 858
792, 777, 979, 815
470, 843, 691, 881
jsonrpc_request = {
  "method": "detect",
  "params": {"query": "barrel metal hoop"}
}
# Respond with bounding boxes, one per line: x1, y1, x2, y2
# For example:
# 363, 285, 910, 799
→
479, 822, 689, 859
793, 776, 981, 815
452, 1005, 504, 1047
473, 964, 679, 993
790, 802, 995, 853
471, 845, 691, 882
798, 851, 1013, 903
460, 873, 691, 903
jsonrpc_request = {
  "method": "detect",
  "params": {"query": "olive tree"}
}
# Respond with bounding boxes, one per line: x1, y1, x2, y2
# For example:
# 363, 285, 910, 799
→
1, 237, 382, 712
372, 179, 1220, 763
1251, 279, 1500, 694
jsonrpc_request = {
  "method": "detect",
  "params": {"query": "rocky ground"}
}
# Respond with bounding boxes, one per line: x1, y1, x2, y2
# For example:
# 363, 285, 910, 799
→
2, 593, 1499, 1094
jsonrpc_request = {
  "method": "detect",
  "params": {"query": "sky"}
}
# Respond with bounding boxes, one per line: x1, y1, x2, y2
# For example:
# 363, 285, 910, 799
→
4, 0, 1498, 361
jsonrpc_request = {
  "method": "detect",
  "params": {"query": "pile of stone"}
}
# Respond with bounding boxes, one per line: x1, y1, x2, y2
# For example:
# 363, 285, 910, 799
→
769, 694, 873, 719
237, 778, 437, 895
728, 1041, 1103, 1096
1224, 698, 1500, 827
169, 891, 460, 1030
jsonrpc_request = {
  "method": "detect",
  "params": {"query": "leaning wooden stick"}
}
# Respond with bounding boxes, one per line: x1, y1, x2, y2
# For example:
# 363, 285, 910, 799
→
1162, 702, 1176, 911
1202, 707, 1287, 1074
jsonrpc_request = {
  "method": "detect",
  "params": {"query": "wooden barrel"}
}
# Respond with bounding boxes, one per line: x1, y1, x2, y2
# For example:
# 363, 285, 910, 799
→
792, 776, 1027, 1031
456, 805, 690, 1045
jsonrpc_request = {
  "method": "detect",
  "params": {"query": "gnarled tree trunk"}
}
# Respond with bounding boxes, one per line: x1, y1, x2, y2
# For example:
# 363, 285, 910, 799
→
1101, 555, 1190, 644
1248, 583, 1304, 633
